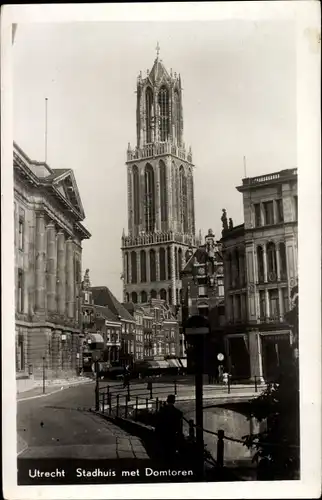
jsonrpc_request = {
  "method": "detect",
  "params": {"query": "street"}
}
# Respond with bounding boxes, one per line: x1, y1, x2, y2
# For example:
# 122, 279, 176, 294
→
17, 381, 148, 460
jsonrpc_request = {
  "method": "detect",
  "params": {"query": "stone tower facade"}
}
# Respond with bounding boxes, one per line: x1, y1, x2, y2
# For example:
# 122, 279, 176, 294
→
121, 51, 199, 309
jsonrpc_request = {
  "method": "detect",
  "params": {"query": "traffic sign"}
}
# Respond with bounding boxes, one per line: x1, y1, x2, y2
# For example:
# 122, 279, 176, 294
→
217, 353, 224, 361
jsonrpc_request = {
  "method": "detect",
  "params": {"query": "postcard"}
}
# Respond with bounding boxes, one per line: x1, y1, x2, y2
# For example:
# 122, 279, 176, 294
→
1, 2, 321, 499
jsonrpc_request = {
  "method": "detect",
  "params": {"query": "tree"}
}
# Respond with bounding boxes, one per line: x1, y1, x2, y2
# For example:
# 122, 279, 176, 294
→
243, 284, 300, 480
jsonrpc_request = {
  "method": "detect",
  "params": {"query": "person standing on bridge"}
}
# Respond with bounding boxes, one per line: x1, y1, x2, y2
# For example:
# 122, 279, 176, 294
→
155, 394, 183, 463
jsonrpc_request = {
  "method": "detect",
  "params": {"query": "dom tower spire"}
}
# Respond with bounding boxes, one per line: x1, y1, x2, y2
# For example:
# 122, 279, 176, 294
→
122, 50, 198, 309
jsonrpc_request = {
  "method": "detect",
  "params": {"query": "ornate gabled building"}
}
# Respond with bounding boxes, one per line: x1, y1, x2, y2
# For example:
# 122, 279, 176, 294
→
181, 229, 226, 374
14, 143, 91, 379
121, 49, 201, 310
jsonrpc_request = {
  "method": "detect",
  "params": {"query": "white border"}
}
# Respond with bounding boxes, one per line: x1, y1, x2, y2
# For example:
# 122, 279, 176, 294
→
1, 2, 321, 499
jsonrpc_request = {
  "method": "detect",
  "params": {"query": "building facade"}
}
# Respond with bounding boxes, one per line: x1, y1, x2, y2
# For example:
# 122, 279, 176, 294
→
91, 286, 136, 368
14, 143, 91, 379
221, 169, 298, 382
121, 51, 201, 309
123, 299, 180, 360
181, 229, 226, 374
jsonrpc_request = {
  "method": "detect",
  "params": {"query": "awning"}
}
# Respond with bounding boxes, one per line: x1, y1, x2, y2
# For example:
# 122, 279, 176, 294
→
179, 358, 187, 368
155, 360, 170, 369
88, 333, 104, 348
168, 359, 181, 368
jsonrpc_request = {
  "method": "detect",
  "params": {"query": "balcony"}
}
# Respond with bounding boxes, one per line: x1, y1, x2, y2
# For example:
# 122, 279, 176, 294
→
241, 169, 297, 187
122, 231, 200, 248
127, 141, 193, 164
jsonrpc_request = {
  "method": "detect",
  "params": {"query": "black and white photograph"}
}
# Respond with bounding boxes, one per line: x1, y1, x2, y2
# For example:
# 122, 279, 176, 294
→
1, 2, 321, 499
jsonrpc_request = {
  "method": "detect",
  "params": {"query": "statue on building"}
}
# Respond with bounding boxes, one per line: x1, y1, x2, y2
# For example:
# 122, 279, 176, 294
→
229, 218, 234, 230
82, 269, 91, 290
205, 228, 215, 259
221, 209, 228, 231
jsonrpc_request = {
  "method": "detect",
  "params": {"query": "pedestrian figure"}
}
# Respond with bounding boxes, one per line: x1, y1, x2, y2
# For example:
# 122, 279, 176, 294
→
223, 372, 229, 385
218, 364, 224, 384
155, 394, 183, 464
123, 368, 130, 389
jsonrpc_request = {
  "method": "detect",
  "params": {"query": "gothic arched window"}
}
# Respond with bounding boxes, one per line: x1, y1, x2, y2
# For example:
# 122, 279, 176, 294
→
167, 246, 171, 279
187, 168, 195, 234
133, 165, 140, 226
174, 89, 180, 144
144, 164, 155, 232
179, 166, 188, 233
159, 160, 168, 225
131, 291, 138, 304
125, 293, 129, 303
140, 250, 146, 282
175, 247, 178, 279
150, 249, 156, 281
160, 289, 167, 301
145, 87, 153, 144
140, 291, 147, 303
131, 251, 137, 284
158, 86, 169, 142
125, 252, 129, 284
159, 247, 166, 280
151, 289, 157, 299
178, 248, 183, 277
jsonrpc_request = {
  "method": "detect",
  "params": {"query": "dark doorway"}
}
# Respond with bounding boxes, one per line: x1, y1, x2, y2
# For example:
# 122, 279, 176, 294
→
261, 334, 291, 382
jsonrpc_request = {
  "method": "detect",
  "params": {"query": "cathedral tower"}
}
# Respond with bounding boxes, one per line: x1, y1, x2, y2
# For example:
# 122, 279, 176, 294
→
121, 48, 199, 308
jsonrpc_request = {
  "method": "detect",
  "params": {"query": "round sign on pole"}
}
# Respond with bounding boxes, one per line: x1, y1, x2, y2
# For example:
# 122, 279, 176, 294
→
217, 353, 224, 362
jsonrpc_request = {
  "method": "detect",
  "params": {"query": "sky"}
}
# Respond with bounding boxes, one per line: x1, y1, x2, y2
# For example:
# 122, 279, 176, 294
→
13, 20, 296, 301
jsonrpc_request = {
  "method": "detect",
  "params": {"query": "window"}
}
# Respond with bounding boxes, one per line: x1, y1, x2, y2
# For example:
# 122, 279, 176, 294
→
131, 252, 137, 283
144, 164, 155, 232
276, 199, 284, 223
254, 204, 261, 227
283, 288, 289, 314
133, 166, 140, 226
257, 246, 264, 283
18, 215, 24, 251
267, 242, 277, 280
158, 86, 169, 141
269, 289, 279, 319
198, 286, 207, 297
294, 196, 298, 220
263, 201, 274, 225
159, 248, 166, 280
279, 242, 287, 280
198, 306, 209, 317
218, 278, 224, 297
145, 87, 153, 143
17, 269, 24, 312
150, 249, 156, 281
235, 295, 241, 322
259, 291, 266, 319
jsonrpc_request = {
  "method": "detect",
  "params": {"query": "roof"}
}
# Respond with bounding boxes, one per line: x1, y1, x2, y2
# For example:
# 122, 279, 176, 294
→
148, 57, 170, 84
94, 304, 120, 323
182, 244, 223, 274
91, 287, 134, 322
41, 168, 70, 182
221, 223, 245, 241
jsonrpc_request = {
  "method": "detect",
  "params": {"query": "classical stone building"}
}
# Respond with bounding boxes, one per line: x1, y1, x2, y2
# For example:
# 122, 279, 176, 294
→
221, 168, 298, 382
14, 143, 91, 379
121, 51, 200, 309
181, 229, 226, 375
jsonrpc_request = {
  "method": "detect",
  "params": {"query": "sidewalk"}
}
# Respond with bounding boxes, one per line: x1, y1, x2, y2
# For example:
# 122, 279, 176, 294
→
17, 377, 93, 401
